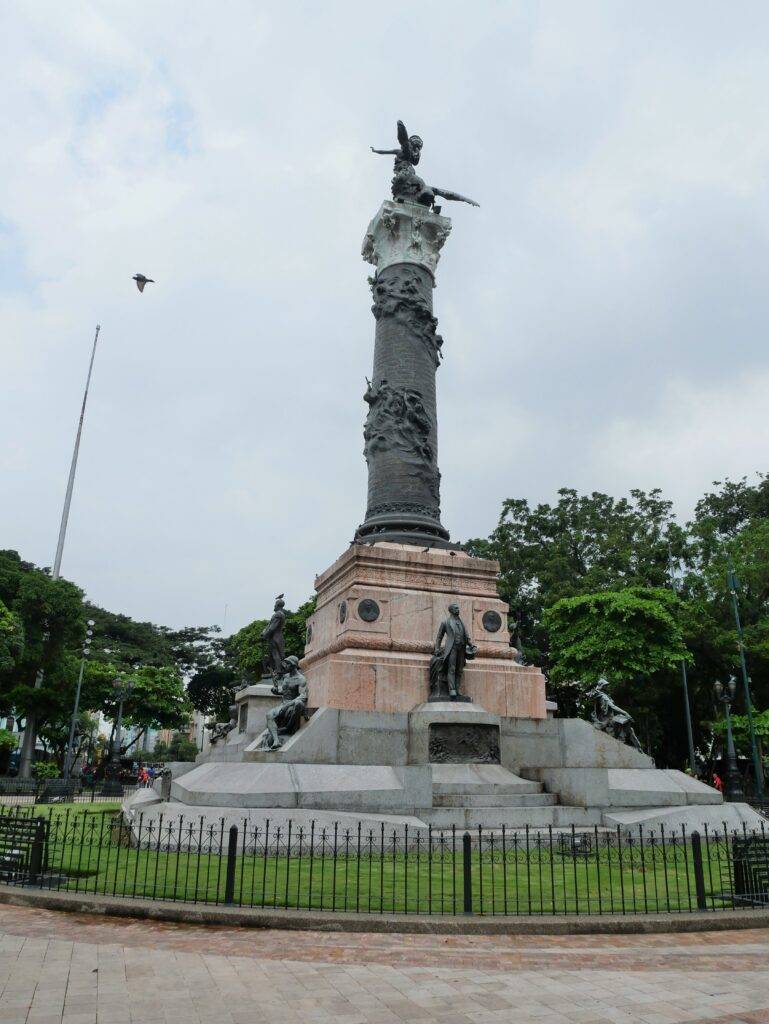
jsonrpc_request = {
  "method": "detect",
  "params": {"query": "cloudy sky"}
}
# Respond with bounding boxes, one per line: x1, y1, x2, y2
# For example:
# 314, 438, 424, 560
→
2, 1, 768, 634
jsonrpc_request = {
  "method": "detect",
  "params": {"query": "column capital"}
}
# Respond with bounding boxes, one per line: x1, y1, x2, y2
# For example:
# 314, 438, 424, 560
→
362, 200, 452, 278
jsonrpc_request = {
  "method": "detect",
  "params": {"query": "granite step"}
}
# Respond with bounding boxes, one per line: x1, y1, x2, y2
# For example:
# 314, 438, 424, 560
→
421, 805, 604, 829
430, 764, 543, 795
433, 792, 557, 808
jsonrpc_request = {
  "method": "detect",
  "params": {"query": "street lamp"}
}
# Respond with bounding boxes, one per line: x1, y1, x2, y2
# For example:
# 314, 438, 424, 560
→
102, 674, 134, 797
62, 619, 95, 784
727, 563, 764, 797
668, 546, 697, 774
714, 676, 744, 802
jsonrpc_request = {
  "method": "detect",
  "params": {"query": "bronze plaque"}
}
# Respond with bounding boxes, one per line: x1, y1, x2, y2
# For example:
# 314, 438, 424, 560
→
428, 723, 501, 764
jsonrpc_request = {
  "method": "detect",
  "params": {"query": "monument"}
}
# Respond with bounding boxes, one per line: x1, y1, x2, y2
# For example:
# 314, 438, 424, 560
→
124, 121, 763, 841
302, 121, 545, 717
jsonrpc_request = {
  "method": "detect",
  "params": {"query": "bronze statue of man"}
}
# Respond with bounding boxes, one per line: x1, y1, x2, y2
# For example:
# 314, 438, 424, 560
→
371, 120, 479, 211
587, 678, 644, 753
261, 597, 286, 680
430, 603, 477, 701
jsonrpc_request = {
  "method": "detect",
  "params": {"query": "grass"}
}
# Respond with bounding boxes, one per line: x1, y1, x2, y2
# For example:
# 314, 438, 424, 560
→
2, 806, 743, 916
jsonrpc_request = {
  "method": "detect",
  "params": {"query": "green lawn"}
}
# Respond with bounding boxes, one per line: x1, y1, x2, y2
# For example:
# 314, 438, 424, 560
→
12, 809, 740, 916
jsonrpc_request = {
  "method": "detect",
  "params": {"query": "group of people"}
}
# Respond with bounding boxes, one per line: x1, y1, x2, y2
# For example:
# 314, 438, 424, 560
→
137, 764, 158, 787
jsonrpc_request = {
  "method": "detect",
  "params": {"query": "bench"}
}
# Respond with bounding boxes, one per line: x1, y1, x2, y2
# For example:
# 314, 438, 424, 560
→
0, 814, 49, 884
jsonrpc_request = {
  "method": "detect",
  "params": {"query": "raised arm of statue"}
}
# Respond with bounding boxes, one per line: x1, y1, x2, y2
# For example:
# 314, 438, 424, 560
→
432, 187, 480, 208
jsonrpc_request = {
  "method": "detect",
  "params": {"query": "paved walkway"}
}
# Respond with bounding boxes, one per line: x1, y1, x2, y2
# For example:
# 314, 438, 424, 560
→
0, 905, 767, 1024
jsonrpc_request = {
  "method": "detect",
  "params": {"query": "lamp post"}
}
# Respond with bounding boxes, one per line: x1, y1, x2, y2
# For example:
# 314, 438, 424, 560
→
62, 619, 95, 784
714, 676, 744, 802
18, 324, 102, 778
668, 547, 697, 774
726, 563, 764, 797
102, 675, 134, 797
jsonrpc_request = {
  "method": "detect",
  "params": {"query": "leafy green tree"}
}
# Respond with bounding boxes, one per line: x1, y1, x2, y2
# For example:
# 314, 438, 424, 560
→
465, 488, 687, 672
154, 732, 197, 762
543, 587, 692, 760
81, 662, 192, 753
0, 550, 85, 740
84, 606, 223, 678
0, 599, 24, 675
0, 728, 18, 773
187, 664, 238, 721
543, 587, 690, 684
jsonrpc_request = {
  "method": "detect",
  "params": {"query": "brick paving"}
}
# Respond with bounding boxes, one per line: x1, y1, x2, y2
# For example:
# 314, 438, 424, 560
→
0, 905, 767, 1023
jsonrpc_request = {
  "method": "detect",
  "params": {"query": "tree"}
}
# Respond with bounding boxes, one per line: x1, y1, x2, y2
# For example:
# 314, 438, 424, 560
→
0, 550, 85, 737
543, 588, 691, 684
84, 606, 223, 679
154, 732, 197, 762
81, 662, 192, 754
0, 728, 18, 774
187, 664, 237, 721
0, 599, 24, 675
464, 488, 687, 673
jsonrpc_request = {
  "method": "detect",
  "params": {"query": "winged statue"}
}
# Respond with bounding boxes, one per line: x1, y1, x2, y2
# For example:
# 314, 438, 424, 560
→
371, 120, 479, 211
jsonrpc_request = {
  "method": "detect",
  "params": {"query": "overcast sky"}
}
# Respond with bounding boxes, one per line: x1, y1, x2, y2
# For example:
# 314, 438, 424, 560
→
2, 1, 769, 634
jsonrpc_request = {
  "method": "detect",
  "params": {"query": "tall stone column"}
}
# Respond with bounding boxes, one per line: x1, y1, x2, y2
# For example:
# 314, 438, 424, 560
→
355, 200, 452, 547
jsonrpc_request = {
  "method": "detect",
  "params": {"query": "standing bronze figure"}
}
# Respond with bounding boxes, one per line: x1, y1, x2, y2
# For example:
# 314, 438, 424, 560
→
430, 603, 477, 701
261, 597, 286, 680
371, 120, 479, 211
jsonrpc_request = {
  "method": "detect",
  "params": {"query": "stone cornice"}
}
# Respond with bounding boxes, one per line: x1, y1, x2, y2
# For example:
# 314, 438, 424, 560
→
362, 200, 451, 278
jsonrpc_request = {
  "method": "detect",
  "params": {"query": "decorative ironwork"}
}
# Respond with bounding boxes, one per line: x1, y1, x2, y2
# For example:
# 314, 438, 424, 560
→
0, 803, 765, 918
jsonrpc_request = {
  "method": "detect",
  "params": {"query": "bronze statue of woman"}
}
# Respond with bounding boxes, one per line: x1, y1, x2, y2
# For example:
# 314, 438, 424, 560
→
371, 120, 479, 210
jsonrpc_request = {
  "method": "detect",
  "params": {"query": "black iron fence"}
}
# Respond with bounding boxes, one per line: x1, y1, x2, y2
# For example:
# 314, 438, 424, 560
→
0, 778, 139, 805
0, 806, 767, 917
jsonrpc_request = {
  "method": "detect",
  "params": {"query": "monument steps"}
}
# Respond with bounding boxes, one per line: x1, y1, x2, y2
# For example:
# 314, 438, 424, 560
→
421, 805, 602, 829
433, 792, 557, 808
431, 764, 542, 795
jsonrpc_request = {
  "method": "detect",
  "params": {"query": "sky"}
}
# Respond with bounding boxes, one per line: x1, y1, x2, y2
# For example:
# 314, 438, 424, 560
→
2, 1, 769, 634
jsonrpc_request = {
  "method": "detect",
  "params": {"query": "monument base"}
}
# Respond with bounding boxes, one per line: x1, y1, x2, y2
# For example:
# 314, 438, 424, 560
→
302, 542, 547, 718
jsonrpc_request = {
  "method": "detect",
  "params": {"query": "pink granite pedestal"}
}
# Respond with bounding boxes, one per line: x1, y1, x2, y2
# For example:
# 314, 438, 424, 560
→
301, 543, 547, 718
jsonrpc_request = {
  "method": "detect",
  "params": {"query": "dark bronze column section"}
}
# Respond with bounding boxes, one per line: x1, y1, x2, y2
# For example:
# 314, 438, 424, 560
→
355, 261, 451, 546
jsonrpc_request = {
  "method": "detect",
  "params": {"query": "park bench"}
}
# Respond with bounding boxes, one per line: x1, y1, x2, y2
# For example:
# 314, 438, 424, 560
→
732, 835, 769, 906
0, 813, 49, 884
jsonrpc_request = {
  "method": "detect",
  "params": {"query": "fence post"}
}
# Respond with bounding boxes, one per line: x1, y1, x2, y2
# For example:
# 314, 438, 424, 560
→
224, 825, 238, 905
690, 831, 707, 911
28, 817, 46, 886
462, 831, 473, 915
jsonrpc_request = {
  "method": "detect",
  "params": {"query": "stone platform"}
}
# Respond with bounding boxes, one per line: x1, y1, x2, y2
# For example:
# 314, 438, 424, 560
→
301, 542, 546, 717
127, 702, 766, 839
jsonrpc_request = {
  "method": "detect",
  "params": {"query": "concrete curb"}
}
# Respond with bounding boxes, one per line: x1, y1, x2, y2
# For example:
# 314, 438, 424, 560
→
0, 885, 768, 935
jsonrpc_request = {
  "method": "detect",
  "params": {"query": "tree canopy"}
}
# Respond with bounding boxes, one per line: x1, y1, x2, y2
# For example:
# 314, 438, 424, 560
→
543, 587, 690, 684
465, 474, 769, 766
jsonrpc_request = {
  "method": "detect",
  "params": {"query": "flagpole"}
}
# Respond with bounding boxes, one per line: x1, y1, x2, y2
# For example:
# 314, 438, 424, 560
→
18, 325, 102, 778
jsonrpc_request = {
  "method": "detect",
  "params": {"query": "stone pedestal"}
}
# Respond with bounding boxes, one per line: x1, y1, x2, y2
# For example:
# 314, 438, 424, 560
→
233, 682, 282, 737
302, 541, 547, 718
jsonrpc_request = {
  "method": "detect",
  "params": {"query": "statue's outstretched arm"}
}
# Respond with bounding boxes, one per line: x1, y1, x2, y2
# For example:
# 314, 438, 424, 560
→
432, 186, 480, 208
371, 147, 399, 156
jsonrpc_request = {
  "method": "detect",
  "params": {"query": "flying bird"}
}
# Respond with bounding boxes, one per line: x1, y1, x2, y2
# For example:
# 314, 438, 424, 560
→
133, 274, 154, 293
